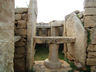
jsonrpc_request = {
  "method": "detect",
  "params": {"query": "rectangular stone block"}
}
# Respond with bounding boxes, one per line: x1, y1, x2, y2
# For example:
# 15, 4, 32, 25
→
90, 27, 96, 44
15, 14, 21, 20
16, 20, 27, 29
84, 0, 96, 8
84, 8, 96, 15
87, 45, 96, 52
84, 16, 96, 27
15, 41, 26, 47
87, 58, 96, 65
14, 58, 25, 72
15, 29, 27, 36
15, 8, 28, 14
21, 13, 28, 20
88, 52, 96, 58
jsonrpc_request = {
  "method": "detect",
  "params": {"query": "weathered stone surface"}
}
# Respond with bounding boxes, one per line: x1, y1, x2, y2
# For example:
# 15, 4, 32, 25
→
15, 41, 26, 47
84, 0, 96, 8
34, 36, 75, 44
87, 58, 96, 65
0, 0, 14, 72
91, 66, 96, 72
33, 61, 71, 72
15, 14, 21, 20
15, 36, 21, 42
14, 58, 25, 72
88, 52, 96, 58
90, 27, 96, 44
84, 16, 96, 27
15, 47, 25, 54
87, 45, 96, 52
17, 20, 27, 28
65, 13, 87, 65
21, 13, 28, 20
15, 29, 27, 36
15, 8, 28, 14
27, 0, 38, 70
84, 8, 96, 15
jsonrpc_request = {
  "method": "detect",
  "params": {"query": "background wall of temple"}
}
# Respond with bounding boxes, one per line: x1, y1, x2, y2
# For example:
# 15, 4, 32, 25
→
14, 8, 28, 72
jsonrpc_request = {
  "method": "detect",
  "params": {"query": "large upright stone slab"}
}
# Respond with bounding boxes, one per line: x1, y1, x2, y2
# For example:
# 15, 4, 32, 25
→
0, 0, 14, 72
27, 0, 37, 70
64, 13, 87, 65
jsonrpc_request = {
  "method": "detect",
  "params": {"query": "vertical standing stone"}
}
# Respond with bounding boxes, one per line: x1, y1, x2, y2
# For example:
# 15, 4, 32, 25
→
65, 13, 87, 65
0, 0, 14, 72
27, 0, 37, 70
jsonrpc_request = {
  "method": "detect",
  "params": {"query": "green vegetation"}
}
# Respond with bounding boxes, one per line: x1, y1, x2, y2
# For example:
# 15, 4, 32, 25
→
87, 30, 91, 44
34, 44, 49, 60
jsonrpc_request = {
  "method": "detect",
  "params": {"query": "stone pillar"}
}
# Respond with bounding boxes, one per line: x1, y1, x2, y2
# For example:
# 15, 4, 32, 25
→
27, 0, 37, 71
44, 26, 62, 68
0, 0, 14, 72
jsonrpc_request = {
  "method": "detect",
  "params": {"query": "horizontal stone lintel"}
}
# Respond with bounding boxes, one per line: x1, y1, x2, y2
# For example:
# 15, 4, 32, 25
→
36, 23, 63, 28
33, 36, 76, 44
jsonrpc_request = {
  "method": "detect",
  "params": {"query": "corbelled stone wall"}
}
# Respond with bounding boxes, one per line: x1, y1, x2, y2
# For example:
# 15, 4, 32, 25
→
14, 8, 28, 72
84, 0, 96, 71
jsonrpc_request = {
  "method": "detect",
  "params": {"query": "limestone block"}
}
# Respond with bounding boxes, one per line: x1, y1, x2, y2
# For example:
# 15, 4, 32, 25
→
0, 0, 14, 72
15, 8, 28, 14
15, 29, 27, 36
17, 20, 27, 28
84, 16, 96, 27
15, 47, 25, 54
65, 13, 87, 65
15, 41, 26, 47
88, 52, 96, 58
84, 8, 96, 15
21, 13, 28, 20
15, 14, 21, 20
84, 0, 96, 8
87, 45, 96, 52
87, 58, 96, 65
14, 58, 25, 72
91, 66, 96, 72
90, 27, 96, 44
14, 36, 21, 42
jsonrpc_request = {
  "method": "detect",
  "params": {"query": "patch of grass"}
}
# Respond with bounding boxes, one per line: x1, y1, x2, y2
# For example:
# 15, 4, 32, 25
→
34, 44, 49, 60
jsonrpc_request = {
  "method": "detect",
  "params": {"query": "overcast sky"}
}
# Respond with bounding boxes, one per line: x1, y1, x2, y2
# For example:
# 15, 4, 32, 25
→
15, 0, 84, 23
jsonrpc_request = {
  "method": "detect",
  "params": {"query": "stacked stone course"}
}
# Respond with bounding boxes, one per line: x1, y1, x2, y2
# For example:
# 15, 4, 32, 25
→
84, 0, 96, 71
14, 8, 28, 72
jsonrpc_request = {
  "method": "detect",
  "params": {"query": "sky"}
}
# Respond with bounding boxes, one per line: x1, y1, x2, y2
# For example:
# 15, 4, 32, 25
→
15, 0, 84, 23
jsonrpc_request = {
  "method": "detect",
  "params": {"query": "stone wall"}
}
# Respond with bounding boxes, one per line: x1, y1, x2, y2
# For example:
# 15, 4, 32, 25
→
14, 8, 28, 72
84, 0, 96, 71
